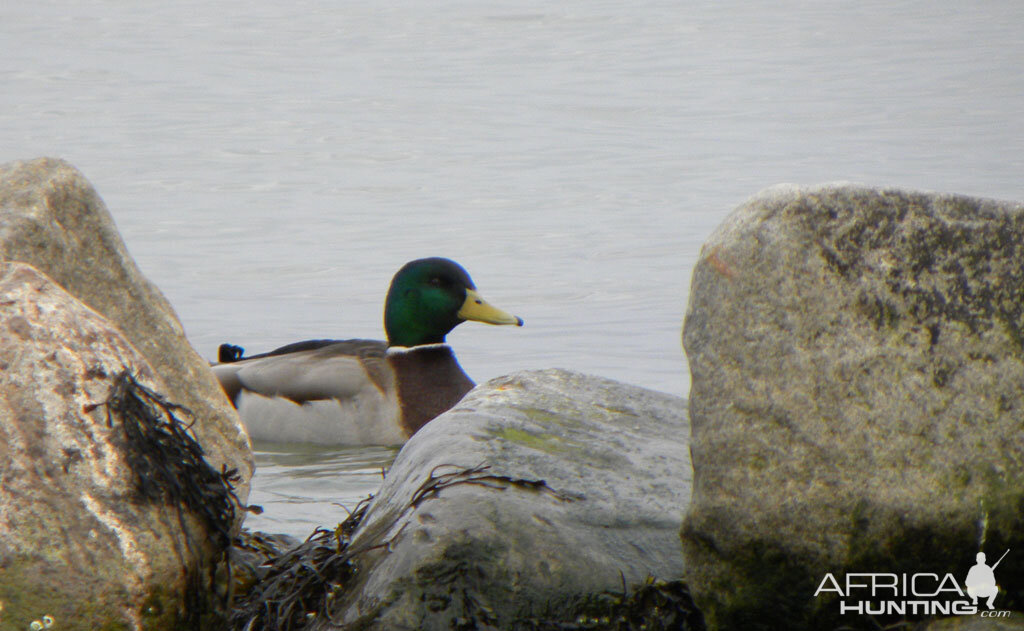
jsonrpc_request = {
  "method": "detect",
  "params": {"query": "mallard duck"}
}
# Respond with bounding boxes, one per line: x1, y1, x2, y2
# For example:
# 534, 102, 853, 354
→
212, 257, 523, 445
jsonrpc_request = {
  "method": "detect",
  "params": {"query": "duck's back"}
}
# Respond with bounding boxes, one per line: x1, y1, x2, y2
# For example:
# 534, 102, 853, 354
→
213, 339, 406, 445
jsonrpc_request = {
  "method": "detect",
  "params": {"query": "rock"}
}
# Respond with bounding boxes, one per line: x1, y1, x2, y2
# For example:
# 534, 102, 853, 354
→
0, 263, 241, 630
0, 157, 252, 503
320, 369, 691, 630
681, 184, 1024, 630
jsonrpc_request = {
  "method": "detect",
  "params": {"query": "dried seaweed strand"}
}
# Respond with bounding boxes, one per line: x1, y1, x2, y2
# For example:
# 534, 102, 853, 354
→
410, 463, 582, 508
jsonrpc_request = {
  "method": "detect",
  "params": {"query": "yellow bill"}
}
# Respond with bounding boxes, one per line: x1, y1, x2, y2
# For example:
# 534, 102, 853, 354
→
458, 289, 524, 326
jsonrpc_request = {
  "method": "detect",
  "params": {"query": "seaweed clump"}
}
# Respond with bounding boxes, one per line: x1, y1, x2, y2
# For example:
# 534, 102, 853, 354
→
229, 498, 371, 631
90, 371, 257, 628
94, 371, 247, 548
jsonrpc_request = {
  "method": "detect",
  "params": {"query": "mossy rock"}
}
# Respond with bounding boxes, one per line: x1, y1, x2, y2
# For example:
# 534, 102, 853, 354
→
682, 184, 1024, 630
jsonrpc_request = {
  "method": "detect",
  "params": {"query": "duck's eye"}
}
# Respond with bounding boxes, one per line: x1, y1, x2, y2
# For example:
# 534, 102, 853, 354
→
427, 277, 443, 287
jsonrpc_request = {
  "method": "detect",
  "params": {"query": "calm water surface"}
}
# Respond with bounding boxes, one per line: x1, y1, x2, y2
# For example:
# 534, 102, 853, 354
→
247, 444, 396, 536
3, 0, 1023, 536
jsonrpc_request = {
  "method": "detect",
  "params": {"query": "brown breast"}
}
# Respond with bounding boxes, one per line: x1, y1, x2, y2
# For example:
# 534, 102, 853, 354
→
387, 345, 475, 437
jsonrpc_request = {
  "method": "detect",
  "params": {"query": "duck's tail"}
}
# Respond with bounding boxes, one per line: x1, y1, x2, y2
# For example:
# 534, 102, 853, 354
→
218, 343, 245, 363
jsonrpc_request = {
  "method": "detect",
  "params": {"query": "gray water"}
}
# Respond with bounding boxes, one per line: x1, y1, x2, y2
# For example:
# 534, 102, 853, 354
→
4, 0, 1023, 537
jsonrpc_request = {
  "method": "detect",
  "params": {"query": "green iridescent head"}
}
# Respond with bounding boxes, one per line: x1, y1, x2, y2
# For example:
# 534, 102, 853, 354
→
383, 257, 523, 348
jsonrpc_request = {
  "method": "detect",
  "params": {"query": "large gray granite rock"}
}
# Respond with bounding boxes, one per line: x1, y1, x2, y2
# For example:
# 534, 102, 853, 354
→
681, 184, 1024, 630
0, 157, 252, 504
0, 263, 235, 630
320, 369, 691, 630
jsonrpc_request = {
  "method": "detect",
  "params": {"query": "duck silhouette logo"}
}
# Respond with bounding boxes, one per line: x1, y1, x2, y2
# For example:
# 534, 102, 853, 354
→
965, 549, 1009, 610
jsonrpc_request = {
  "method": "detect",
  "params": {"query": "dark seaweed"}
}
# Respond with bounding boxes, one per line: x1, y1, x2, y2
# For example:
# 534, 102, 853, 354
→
411, 463, 584, 507
93, 370, 248, 549
229, 498, 372, 631
90, 370, 257, 628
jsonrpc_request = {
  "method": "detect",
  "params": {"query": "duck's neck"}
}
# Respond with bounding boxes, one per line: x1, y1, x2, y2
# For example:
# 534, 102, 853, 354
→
384, 301, 459, 348
387, 345, 474, 436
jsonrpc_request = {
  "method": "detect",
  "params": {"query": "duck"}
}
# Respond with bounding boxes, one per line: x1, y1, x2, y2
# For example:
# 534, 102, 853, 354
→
211, 257, 523, 445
